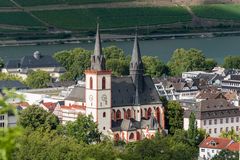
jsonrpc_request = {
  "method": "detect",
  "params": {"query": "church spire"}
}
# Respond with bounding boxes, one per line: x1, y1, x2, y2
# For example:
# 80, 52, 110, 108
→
91, 24, 106, 71
130, 33, 144, 96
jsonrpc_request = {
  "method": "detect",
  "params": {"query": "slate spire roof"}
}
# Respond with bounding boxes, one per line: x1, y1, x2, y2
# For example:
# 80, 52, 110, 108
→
90, 24, 106, 71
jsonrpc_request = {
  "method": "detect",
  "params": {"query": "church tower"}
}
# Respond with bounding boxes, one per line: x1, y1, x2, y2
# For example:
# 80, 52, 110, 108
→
130, 34, 144, 105
85, 24, 112, 135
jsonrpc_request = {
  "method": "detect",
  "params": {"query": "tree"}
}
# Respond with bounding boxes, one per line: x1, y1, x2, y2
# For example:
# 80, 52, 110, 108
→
18, 106, 59, 131
0, 57, 4, 68
205, 58, 217, 71
142, 56, 169, 77
167, 48, 207, 76
187, 112, 198, 146
220, 129, 240, 142
212, 149, 239, 160
166, 101, 184, 135
223, 55, 240, 69
26, 70, 51, 88
0, 90, 22, 160
58, 114, 101, 144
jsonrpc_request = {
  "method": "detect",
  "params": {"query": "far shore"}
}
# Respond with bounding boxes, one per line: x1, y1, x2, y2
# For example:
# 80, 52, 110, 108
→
0, 30, 240, 47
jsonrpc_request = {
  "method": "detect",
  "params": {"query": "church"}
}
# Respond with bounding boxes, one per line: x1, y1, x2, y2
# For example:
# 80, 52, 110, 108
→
68, 25, 165, 142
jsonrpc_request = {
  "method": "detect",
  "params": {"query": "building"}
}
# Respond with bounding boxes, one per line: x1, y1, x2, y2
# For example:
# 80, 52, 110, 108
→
154, 77, 200, 100
0, 80, 28, 92
63, 26, 165, 142
2, 51, 66, 80
184, 98, 240, 137
199, 137, 240, 160
222, 74, 240, 93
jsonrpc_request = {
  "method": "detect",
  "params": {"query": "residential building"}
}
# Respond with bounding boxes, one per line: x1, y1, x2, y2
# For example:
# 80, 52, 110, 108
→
2, 51, 66, 80
199, 137, 240, 160
222, 74, 240, 93
184, 98, 240, 137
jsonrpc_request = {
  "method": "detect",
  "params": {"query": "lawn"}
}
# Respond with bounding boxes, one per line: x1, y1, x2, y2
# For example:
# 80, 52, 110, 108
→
14, 0, 132, 6
33, 7, 191, 30
0, 12, 43, 26
191, 4, 240, 21
0, 0, 14, 7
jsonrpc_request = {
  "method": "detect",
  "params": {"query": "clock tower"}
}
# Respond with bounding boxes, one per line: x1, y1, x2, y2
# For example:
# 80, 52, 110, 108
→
85, 24, 112, 135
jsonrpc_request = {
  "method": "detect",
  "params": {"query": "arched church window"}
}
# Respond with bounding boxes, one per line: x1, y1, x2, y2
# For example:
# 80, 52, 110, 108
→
129, 133, 134, 140
102, 77, 106, 89
127, 109, 131, 119
116, 110, 121, 120
90, 77, 93, 89
103, 112, 106, 118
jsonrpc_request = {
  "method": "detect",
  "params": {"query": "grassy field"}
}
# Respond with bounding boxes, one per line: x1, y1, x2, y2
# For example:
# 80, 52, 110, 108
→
0, 12, 43, 26
14, 0, 132, 6
0, 0, 14, 7
32, 7, 191, 30
191, 4, 240, 21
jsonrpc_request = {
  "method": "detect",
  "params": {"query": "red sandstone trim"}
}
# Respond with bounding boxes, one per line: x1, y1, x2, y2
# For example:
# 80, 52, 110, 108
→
85, 70, 112, 75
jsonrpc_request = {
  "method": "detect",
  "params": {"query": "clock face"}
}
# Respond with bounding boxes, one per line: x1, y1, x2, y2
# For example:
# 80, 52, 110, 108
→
101, 94, 107, 101
89, 95, 93, 101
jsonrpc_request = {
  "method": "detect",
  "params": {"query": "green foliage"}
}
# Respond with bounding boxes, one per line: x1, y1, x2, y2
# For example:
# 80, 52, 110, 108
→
0, 12, 43, 26
220, 129, 240, 142
13, 129, 84, 160
0, 73, 23, 83
18, 106, 59, 131
205, 58, 217, 71
223, 55, 240, 69
191, 4, 240, 21
0, 90, 23, 160
187, 112, 198, 146
32, 7, 191, 30
212, 149, 239, 160
54, 48, 92, 80
166, 101, 184, 135
167, 48, 210, 76
142, 56, 169, 77
25, 70, 51, 88
15, 0, 132, 6
58, 114, 101, 144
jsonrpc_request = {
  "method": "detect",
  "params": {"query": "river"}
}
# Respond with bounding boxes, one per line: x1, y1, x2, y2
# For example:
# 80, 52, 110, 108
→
0, 35, 239, 64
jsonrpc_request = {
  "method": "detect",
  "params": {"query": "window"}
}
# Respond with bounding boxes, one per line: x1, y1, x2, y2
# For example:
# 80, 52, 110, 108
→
212, 150, 214, 153
220, 128, 223, 132
220, 119, 223, 124
214, 128, 217, 134
201, 149, 205, 152
204, 120, 206, 125
0, 122, 4, 128
236, 126, 239, 131
103, 127, 105, 130
129, 133, 134, 140
102, 77, 106, 89
116, 110, 121, 120
231, 117, 234, 123
214, 119, 217, 125
126, 109, 131, 119
236, 117, 239, 122
209, 120, 212, 125
209, 129, 212, 134
226, 127, 229, 132
90, 77, 93, 89
226, 118, 229, 123
103, 112, 106, 118
0, 115, 4, 120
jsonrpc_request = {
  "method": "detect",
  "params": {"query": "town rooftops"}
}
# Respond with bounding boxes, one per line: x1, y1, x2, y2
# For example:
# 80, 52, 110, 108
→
184, 98, 240, 119
0, 80, 28, 91
199, 137, 240, 151
5, 51, 61, 69
61, 105, 86, 111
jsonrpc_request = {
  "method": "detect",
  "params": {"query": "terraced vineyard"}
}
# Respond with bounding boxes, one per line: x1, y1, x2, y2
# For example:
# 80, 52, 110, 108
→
0, 12, 43, 26
0, 0, 14, 7
14, 0, 133, 6
32, 7, 191, 30
191, 4, 240, 21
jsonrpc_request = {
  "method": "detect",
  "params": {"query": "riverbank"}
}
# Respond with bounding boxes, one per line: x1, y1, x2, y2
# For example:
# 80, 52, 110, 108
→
1, 30, 240, 47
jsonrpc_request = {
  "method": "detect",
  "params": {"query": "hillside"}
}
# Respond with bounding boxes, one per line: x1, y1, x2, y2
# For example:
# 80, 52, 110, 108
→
0, 0, 240, 41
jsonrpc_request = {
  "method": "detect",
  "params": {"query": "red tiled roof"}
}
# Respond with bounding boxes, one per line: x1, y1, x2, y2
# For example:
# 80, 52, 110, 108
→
42, 102, 57, 112
60, 105, 86, 111
199, 137, 240, 151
